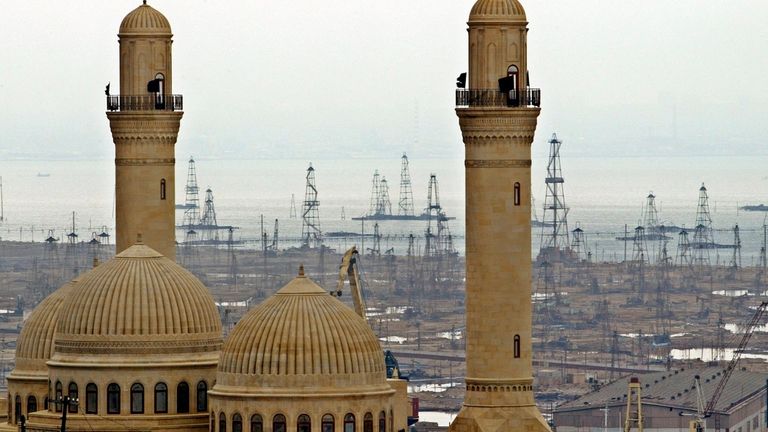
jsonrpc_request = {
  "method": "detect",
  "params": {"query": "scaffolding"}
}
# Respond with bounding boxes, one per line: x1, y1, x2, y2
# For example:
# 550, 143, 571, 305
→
398, 153, 415, 216
540, 133, 570, 258
301, 164, 322, 248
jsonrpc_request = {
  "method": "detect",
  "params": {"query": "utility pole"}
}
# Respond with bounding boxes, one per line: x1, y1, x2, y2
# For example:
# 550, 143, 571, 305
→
55, 395, 79, 432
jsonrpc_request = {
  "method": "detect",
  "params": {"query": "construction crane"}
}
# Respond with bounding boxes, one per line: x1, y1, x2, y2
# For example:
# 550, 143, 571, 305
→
331, 246, 366, 319
687, 301, 768, 432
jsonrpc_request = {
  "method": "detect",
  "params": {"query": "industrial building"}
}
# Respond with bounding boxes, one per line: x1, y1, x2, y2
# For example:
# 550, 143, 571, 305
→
553, 367, 768, 432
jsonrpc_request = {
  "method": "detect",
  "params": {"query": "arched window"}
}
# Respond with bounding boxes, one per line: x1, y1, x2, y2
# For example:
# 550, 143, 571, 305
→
364, 413, 373, 432
14, 395, 21, 424
378, 411, 386, 432
44, 397, 49, 411
67, 382, 78, 413
107, 383, 121, 414
55, 381, 63, 412
514, 334, 521, 358
177, 381, 190, 413
219, 412, 227, 432
322, 414, 334, 432
514, 182, 521, 206
131, 383, 144, 414
86, 383, 98, 414
154, 383, 168, 413
298, 414, 311, 432
27, 396, 37, 415
211, 413, 215, 432
232, 413, 243, 432
344, 414, 355, 432
160, 179, 167, 200
196, 381, 208, 412
250, 414, 264, 432
273, 414, 287, 432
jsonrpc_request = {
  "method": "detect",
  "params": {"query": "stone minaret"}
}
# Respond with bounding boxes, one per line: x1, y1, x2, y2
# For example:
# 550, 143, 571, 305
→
107, 1, 182, 260
449, 0, 549, 431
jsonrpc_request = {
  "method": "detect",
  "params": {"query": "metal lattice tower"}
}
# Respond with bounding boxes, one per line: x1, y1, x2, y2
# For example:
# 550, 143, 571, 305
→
182, 157, 200, 227
729, 224, 742, 269
631, 226, 648, 264
301, 164, 322, 248
424, 174, 453, 257
540, 133, 570, 254
676, 229, 691, 267
368, 170, 381, 216
642, 192, 659, 232
631, 226, 647, 301
378, 178, 393, 216
199, 188, 219, 242
570, 224, 588, 261
692, 183, 714, 268
398, 153, 415, 216
289, 194, 297, 219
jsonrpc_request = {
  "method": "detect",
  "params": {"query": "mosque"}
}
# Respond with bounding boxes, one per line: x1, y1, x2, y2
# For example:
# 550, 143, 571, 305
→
0, 0, 546, 432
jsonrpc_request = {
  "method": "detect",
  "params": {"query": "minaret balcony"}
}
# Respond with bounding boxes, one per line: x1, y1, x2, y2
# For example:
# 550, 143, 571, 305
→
106, 94, 184, 112
456, 88, 540, 108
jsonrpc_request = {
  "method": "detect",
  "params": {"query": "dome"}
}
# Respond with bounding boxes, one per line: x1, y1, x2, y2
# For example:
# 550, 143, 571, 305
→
216, 270, 388, 393
469, 0, 527, 23
54, 244, 221, 357
119, 1, 172, 36
12, 280, 76, 374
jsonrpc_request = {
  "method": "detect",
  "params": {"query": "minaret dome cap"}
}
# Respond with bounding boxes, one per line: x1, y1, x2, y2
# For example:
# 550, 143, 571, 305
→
119, 2, 172, 36
469, 0, 527, 24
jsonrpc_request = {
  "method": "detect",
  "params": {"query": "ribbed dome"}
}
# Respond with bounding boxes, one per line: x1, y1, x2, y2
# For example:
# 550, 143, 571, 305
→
469, 0, 527, 23
12, 280, 76, 373
54, 244, 221, 356
119, 2, 172, 36
217, 272, 387, 392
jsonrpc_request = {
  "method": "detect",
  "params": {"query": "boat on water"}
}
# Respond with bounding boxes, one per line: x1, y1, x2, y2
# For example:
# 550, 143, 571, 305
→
351, 213, 455, 222
36, 173, 50, 177
740, 204, 768, 212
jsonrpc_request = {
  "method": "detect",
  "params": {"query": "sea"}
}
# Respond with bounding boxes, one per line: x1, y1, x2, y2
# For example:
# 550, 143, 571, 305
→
0, 155, 767, 263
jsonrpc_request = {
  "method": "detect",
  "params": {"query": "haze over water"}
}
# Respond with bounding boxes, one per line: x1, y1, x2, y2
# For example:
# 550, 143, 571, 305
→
1, 153, 766, 263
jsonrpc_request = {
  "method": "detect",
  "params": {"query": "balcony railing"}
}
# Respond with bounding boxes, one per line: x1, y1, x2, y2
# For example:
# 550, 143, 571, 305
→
106, 94, 183, 112
456, 88, 541, 108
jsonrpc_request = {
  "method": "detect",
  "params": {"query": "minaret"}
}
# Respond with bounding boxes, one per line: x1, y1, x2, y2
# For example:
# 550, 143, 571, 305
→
107, 0, 182, 260
450, 0, 548, 431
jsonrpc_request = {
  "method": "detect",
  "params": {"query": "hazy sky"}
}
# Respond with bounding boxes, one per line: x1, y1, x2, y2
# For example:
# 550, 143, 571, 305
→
1, 0, 767, 160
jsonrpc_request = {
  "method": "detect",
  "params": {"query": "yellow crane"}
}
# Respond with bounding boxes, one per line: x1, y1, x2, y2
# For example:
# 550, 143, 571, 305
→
332, 246, 367, 319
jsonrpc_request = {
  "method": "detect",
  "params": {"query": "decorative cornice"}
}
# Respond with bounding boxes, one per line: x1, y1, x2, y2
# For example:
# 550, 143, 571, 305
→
465, 159, 531, 168
115, 158, 175, 166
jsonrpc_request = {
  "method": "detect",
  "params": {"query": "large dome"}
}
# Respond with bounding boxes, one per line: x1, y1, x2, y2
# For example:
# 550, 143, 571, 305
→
216, 270, 388, 393
11, 280, 76, 375
119, 2, 172, 36
469, 0, 527, 23
53, 244, 221, 358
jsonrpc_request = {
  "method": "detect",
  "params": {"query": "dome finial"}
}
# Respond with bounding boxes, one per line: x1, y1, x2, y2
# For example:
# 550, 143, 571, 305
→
298, 265, 305, 277
143, 0, 147, 4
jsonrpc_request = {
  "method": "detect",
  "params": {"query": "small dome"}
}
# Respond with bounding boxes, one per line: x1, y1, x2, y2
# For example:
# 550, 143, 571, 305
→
12, 280, 77, 374
119, 2, 172, 36
217, 272, 388, 393
54, 244, 221, 356
469, 0, 527, 23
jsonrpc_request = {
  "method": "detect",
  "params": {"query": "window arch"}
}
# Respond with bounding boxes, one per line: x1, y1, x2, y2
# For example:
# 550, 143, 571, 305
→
86, 383, 98, 414
160, 179, 167, 200
107, 383, 121, 414
219, 412, 227, 432
514, 334, 521, 358
131, 383, 144, 414
344, 414, 356, 432
155, 383, 168, 413
251, 414, 264, 432
514, 182, 521, 206
27, 395, 37, 415
232, 413, 243, 432
14, 395, 21, 424
54, 381, 63, 412
379, 411, 386, 432
44, 397, 49, 411
177, 381, 190, 413
322, 414, 334, 432
297, 414, 311, 432
196, 381, 208, 412
364, 413, 373, 432
273, 414, 287, 432
68, 382, 78, 413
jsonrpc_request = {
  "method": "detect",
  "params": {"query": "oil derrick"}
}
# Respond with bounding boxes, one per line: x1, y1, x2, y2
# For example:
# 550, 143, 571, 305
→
539, 133, 570, 261
629, 226, 648, 303
534, 260, 560, 346
227, 227, 237, 289
610, 331, 620, 381
757, 223, 767, 290
199, 188, 220, 242
289, 194, 297, 219
65, 211, 81, 276
423, 174, 454, 296
406, 234, 420, 307
570, 224, 588, 262
728, 224, 742, 271
182, 157, 200, 227
642, 192, 663, 262
691, 183, 714, 269
270, 219, 279, 251
182, 229, 200, 272
42, 230, 60, 298
369, 223, 382, 256
341, 207, 346, 220
398, 153, 415, 216
378, 178, 393, 216
301, 164, 322, 248
368, 170, 381, 216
